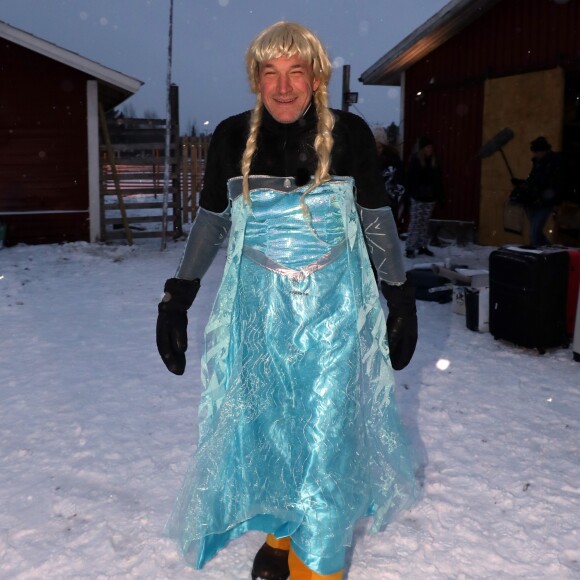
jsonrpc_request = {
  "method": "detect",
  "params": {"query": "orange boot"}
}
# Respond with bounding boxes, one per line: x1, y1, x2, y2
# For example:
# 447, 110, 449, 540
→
267, 534, 292, 550
288, 547, 343, 579
251, 534, 291, 580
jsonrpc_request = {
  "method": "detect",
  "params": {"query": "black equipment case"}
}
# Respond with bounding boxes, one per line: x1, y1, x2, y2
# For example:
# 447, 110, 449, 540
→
489, 246, 569, 353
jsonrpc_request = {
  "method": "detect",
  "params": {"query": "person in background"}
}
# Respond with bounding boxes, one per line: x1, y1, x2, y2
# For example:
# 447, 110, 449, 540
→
510, 136, 564, 246
373, 127, 406, 235
156, 21, 417, 580
404, 136, 444, 258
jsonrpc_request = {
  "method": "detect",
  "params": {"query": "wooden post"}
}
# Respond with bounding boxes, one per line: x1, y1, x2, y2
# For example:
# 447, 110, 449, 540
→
341, 64, 351, 112
192, 139, 200, 216
98, 103, 133, 245
181, 136, 190, 224
170, 83, 182, 237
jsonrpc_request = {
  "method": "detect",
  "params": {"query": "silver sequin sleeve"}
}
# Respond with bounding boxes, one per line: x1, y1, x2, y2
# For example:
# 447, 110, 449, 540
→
175, 206, 231, 280
357, 204, 406, 285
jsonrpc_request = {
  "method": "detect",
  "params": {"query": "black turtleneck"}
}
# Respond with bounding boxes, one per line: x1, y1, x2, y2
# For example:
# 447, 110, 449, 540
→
199, 103, 387, 212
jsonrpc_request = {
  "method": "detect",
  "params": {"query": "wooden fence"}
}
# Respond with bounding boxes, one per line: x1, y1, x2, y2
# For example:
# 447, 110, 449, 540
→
179, 135, 211, 224
99, 87, 211, 243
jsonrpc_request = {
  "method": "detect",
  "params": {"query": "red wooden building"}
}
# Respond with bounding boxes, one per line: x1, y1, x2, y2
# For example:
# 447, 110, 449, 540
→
360, 0, 580, 246
0, 20, 142, 245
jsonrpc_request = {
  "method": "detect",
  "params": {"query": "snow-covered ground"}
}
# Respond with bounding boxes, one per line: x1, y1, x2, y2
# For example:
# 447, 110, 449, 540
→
1, 237, 579, 579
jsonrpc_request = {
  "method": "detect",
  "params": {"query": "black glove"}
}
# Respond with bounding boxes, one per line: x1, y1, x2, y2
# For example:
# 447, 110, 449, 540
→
156, 278, 200, 375
380, 279, 418, 371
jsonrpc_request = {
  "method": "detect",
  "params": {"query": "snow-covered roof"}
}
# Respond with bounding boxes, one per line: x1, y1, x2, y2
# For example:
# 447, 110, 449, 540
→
0, 19, 143, 107
359, 0, 501, 86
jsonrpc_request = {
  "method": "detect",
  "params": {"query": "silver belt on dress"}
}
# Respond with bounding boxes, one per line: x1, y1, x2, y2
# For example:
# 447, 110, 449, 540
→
242, 240, 347, 281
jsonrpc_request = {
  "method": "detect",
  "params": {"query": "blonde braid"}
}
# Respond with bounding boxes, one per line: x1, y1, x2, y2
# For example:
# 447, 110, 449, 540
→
312, 84, 334, 186
241, 94, 264, 203
300, 82, 335, 214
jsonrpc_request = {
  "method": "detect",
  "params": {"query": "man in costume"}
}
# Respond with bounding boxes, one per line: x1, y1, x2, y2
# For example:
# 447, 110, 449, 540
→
157, 21, 418, 580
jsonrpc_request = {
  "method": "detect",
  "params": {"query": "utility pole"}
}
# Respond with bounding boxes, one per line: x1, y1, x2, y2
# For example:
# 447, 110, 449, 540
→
160, 0, 174, 251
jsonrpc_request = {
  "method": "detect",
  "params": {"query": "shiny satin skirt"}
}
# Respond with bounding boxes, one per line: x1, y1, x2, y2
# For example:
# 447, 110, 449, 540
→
164, 177, 416, 575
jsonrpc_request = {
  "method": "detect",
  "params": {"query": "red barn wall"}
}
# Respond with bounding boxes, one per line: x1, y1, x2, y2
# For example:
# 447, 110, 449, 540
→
0, 39, 90, 244
403, 0, 580, 228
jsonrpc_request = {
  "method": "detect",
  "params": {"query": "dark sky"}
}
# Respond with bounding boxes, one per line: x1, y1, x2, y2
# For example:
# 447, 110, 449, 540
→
2, 0, 449, 132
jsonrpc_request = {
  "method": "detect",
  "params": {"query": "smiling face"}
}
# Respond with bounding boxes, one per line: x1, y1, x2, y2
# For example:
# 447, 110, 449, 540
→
258, 54, 320, 124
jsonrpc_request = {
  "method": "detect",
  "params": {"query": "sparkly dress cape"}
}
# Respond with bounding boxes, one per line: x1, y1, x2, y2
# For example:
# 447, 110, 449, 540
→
164, 176, 416, 575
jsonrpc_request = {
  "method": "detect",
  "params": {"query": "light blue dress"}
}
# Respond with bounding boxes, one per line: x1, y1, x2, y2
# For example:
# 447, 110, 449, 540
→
164, 176, 416, 575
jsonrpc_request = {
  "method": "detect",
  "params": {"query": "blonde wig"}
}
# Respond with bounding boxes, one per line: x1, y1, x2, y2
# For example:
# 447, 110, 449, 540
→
241, 21, 335, 206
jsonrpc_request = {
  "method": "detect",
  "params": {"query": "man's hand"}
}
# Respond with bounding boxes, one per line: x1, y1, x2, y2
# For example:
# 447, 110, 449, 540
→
380, 280, 418, 371
156, 278, 200, 375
